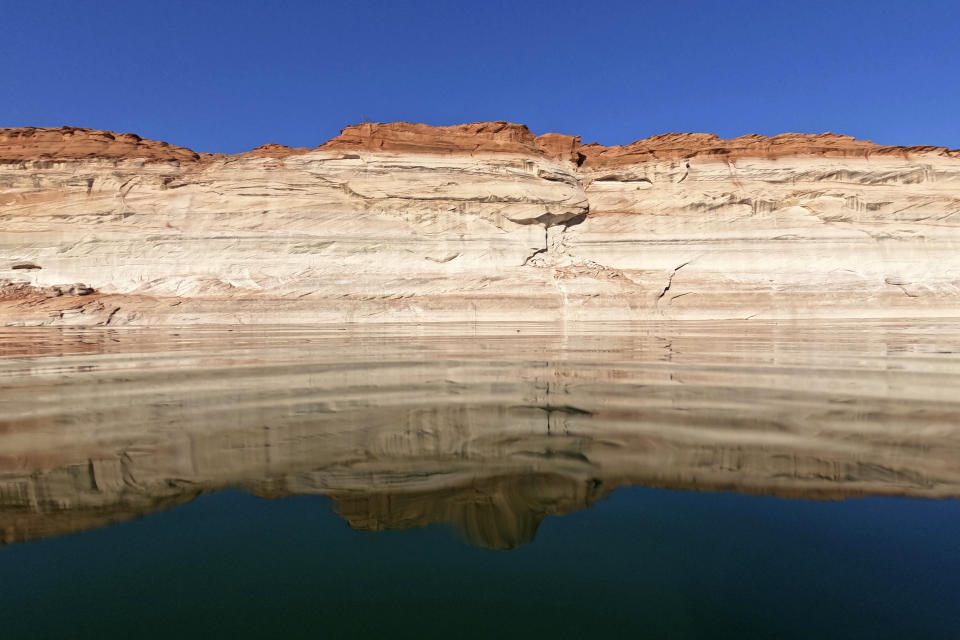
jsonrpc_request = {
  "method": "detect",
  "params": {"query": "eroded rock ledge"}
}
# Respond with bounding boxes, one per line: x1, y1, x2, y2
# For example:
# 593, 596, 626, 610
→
4, 122, 958, 164
2, 122, 960, 325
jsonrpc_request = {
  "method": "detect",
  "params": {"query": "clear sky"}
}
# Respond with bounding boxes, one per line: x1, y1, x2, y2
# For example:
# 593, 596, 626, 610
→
3, 0, 958, 153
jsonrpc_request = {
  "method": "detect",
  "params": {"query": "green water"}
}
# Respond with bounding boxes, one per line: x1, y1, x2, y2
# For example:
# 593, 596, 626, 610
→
2, 489, 958, 639
1, 322, 959, 638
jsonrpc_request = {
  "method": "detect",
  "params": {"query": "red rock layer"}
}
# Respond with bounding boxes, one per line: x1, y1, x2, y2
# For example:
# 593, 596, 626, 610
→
1, 122, 957, 165
320, 121, 538, 154
0, 126, 200, 163
578, 132, 960, 168
319, 121, 585, 163
237, 143, 312, 159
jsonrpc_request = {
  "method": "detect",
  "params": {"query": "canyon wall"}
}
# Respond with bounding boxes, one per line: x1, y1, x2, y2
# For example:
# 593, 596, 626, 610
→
2, 122, 959, 325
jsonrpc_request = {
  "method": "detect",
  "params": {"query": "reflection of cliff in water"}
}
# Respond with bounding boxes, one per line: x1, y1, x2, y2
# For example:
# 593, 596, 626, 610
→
2, 322, 960, 549
323, 474, 604, 550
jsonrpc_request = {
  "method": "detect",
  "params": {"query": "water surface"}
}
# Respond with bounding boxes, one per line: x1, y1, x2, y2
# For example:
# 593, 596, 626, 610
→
1, 321, 959, 638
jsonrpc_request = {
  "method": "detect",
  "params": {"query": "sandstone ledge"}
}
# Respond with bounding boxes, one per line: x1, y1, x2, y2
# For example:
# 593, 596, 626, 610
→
3, 121, 958, 165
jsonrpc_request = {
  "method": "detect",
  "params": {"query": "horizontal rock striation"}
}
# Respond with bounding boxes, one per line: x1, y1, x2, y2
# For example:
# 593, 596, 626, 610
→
2, 122, 959, 325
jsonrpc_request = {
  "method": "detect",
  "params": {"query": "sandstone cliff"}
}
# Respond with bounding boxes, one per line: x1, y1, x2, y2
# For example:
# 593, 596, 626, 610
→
2, 122, 959, 325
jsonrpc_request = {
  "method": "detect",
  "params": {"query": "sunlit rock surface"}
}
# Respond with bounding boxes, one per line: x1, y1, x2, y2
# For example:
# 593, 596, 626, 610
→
2, 322, 959, 549
2, 123, 959, 325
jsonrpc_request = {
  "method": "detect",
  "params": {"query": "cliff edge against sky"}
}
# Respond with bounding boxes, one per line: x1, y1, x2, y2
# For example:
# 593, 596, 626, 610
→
2, 122, 959, 325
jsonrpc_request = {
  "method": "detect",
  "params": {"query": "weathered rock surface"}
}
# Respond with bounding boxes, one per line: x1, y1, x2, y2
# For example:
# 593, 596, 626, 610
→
2, 122, 959, 325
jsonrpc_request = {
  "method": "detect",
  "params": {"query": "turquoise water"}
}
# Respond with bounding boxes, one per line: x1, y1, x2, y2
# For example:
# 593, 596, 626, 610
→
1, 322, 959, 638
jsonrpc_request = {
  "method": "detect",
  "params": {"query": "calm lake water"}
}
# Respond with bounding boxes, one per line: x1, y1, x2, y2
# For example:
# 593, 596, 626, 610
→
1, 321, 959, 639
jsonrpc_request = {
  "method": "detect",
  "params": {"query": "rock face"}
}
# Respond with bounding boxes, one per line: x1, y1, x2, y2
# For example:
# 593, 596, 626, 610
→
1, 122, 960, 325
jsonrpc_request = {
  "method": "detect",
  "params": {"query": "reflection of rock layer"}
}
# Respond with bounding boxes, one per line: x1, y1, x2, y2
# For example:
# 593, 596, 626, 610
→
2, 323, 960, 547
3, 123, 960, 325
321, 474, 603, 550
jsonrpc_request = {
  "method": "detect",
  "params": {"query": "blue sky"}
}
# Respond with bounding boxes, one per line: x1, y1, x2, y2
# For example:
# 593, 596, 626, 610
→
2, 0, 957, 153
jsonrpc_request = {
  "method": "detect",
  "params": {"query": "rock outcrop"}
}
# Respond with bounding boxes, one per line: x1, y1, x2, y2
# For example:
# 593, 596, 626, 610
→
2, 122, 960, 325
